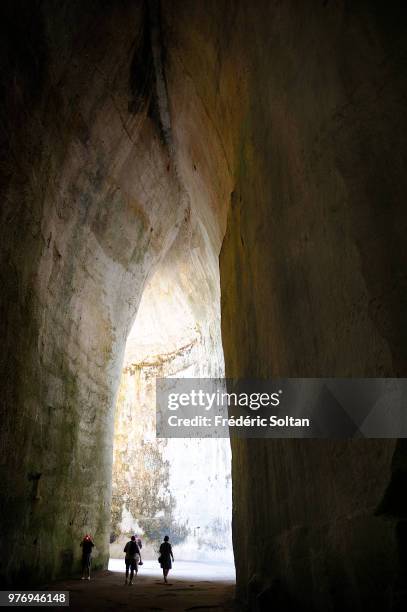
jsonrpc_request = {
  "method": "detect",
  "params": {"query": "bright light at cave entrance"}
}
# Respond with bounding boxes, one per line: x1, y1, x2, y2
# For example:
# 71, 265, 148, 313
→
110, 253, 233, 565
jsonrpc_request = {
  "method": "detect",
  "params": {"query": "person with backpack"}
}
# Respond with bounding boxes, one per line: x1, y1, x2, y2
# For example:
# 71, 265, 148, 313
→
124, 535, 141, 585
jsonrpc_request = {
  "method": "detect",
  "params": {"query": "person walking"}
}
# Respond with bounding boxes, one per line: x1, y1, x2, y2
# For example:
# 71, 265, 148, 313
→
159, 535, 174, 584
124, 535, 141, 585
80, 534, 94, 581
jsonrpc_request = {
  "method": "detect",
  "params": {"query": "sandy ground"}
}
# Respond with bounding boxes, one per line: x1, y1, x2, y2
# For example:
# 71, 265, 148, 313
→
47, 560, 236, 611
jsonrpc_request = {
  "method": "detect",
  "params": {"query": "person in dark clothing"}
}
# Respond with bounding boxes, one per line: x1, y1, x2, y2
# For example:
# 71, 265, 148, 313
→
159, 535, 174, 584
124, 535, 141, 585
80, 534, 94, 580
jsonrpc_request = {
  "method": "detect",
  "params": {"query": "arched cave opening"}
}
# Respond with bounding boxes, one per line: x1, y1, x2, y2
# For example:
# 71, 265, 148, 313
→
108, 228, 234, 575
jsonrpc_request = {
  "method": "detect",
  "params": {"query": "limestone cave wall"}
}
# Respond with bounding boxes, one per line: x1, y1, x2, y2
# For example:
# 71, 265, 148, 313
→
0, 0, 187, 583
213, 2, 407, 610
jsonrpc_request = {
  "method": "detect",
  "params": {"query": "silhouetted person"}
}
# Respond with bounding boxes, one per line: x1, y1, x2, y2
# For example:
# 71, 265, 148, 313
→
124, 535, 141, 585
134, 534, 143, 565
80, 534, 94, 580
159, 535, 174, 584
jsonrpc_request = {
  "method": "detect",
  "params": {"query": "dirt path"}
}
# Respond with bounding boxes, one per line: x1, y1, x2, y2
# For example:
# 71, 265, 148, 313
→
47, 561, 236, 611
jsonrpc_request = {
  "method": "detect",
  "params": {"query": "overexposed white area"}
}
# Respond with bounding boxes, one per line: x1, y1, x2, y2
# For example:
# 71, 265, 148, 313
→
125, 278, 196, 364
163, 438, 233, 562
108, 558, 235, 581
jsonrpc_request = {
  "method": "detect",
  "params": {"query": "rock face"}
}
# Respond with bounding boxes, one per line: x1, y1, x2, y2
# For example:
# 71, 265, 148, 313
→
1, 1, 407, 610
0, 0, 186, 582
213, 3, 407, 611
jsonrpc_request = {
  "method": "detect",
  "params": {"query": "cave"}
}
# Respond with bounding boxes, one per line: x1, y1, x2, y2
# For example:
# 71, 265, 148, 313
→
1, 1, 407, 611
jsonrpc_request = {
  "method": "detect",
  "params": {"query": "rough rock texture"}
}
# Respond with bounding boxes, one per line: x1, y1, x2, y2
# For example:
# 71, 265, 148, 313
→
214, 3, 407, 611
1, 1, 407, 610
0, 0, 186, 583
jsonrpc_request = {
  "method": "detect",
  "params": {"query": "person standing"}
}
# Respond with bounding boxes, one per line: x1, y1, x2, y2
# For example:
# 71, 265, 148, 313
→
135, 534, 143, 565
80, 534, 94, 581
159, 535, 174, 584
124, 535, 141, 585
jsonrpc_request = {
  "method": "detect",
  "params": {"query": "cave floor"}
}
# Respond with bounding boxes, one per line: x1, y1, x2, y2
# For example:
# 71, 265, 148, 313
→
47, 560, 236, 611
